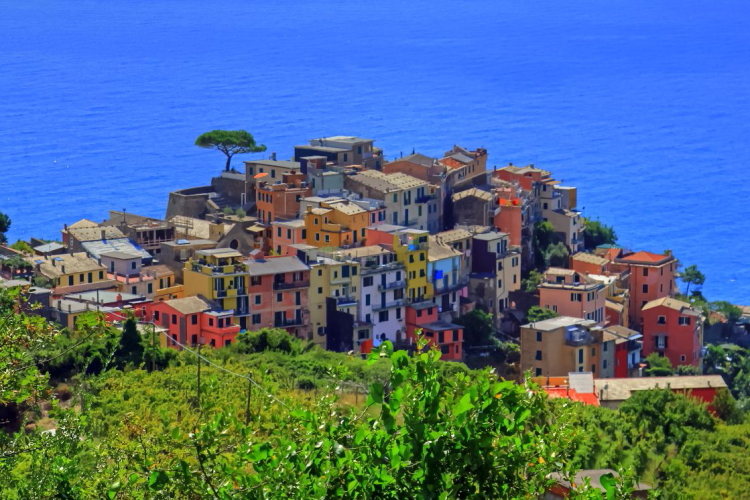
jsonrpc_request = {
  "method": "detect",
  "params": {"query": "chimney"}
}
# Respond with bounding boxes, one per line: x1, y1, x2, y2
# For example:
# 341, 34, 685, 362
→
64, 224, 68, 231
101, 229, 106, 241
116, 293, 122, 302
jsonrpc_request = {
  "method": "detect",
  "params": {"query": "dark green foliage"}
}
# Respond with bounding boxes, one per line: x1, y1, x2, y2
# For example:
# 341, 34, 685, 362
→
0, 211, 10, 244
583, 219, 617, 249
533, 220, 555, 267
233, 327, 302, 354
195, 129, 266, 171
113, 318, 144, 369
522, 268, 543, 292
675, 364, 702, 376
527, 305, 559, 323
454, 309, 495, 346
680, 264, 705, 296
710, 301, 742, 324
545, 241, 570, 267
713, 388, 743, 424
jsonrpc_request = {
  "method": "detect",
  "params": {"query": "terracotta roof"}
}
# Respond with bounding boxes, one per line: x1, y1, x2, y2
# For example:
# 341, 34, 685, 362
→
452, 187, 493, 202
571, 252, 609, 267
439, 157, 463, 169
617, 251, 672, 265
164, 296, 211, 315
544, 388, 600, 406
642, 296, 700, 316
595, 376, 727, 402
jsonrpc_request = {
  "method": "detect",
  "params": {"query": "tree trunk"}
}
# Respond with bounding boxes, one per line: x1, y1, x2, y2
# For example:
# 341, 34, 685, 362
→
225, 154, 232, 171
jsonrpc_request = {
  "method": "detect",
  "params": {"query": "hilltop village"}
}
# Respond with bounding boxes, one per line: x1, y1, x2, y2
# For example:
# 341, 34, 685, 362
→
1, 135, 739, 406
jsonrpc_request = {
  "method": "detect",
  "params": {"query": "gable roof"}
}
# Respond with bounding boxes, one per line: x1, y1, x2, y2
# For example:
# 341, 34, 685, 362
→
452, 187, 493, 202
29, 252, 105, 279
397, 153, 436, 168
594, 375, 727, 402
67, 225, 126, 242
164, 296, 212, 315
642, 296, 700, 316
617, 250, 673, 265
68, 219, 99, 229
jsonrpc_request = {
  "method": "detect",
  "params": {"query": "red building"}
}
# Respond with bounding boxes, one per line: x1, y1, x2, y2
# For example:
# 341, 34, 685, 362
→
613, 250, 676, 328
255, 171, 311, 225
605, 325, 643, 378
405, 300, 463, 361
146, 296, 240, 349
641, 297, 703, 368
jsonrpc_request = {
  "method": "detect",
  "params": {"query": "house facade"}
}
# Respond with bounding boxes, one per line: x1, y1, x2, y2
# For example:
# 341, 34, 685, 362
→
641, 297, 703, 367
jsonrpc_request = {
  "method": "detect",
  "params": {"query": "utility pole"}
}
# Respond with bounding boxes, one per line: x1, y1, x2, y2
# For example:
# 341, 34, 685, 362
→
244, 378, 252, 426
196, 344, 202, 409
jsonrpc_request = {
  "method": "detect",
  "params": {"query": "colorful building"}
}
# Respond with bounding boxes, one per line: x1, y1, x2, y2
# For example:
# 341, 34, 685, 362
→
641, 297, 703, 368
183, 248, 250, 328
538, 268, 607, 324
271, 219, 306, 256
604, 325, 643, 378
391, 229, 432, 303
147, 296, 239, 349
520, 316, 613, 378
255, 171, 312, 225
614, 250, 677, 328
405, 301, 464, 361
468, 231, 521, 327
29, 252, 113, 296
245, 255, 311, 340
594, 375, 727, 413
427, 236, 466, 321
304, 200, 373, 248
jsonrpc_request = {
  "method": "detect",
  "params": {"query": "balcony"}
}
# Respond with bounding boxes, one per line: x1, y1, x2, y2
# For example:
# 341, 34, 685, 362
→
404, 219, 420, 228
361, 260, 404, 276
331, 276, 352, 285
273, 280, 310, 290
378, 280, 406, 291
435, 279, 469, 294
336, 296, 357, 306
372, 299, 405, 312
416, 194, 435, 204
275, 317, 304, 327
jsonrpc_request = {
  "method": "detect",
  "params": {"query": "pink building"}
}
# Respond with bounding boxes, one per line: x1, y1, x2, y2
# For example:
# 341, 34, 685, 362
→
641, 297, 703, 368
245, 256, 311, 340
271, 219, 306, 256
538, 268, 607, 324
613, 251, 677, 329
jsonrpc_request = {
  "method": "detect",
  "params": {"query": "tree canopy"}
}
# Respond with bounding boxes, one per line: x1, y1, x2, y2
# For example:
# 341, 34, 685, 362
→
527, 305, 559, 323
454, 309, 495, 346
0, 211, 10, 244
681, 264, 705, 296
583, 219, 617, 249
195, 130, 266, 171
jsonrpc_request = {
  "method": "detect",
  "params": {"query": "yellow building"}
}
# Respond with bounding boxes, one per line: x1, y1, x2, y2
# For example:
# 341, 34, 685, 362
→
183, 249, 250, 329
308, 252, 361, 348
392, 229, 432, 302
304, 200, 371, 248
29, 252, 111, 293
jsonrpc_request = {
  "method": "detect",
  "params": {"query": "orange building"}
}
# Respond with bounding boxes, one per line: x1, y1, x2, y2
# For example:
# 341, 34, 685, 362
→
405, 300, 463, 361
304, 200, 372, 248
613, 251, 676, 328
256, 171, 311, 225
570, 252, 610, 276
641, 297, 703, 368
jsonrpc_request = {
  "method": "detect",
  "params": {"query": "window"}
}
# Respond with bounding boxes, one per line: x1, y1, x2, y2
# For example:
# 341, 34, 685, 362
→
570, 293, 582, 302
679, 316, 691, 326
365, 295, 371, 306
643, 268, 649, 277
277, 293, 283, 302
578, 349, 584, 363
427, 307, 433, 314
591, 348, 596, 357
420, 269, 425, 277
277, 227, 282, 237
603, 342, 608, 352
642, 284, 649, 293
409, 254, 414, 263
535, 350, 542, 360
302, 229, 306, 239
603, 359, 608, 369
419, 252, 425, 261
252, 314, 261, 325
191, 315, 198, 325
171, 314, 177, 325
535, 368, 542, 377
378, 310, 389, 322
680, 355, 686, 362
536, 331, 542, 342
497, 279, 502, 289
417, 309, 423, 318
271, 169, 276, 178
591, 364, 596, 373
79, 273, 84, 283
513, 275, 517, 284
254, 295, 261, 305
251, 276, 262, 286
315, 233, 320, 241
658, 315, 666, 325
396, 308, 401, 319
147, 283, 153, 294
343, 153, 348, 162
154, 311, 160, 321
324, 235, 330, 243
363, 276, 373, 287
131, 261, 137, 269
99, 271, 103, 280
316, 287, 322, 294
393, 194, 398, 203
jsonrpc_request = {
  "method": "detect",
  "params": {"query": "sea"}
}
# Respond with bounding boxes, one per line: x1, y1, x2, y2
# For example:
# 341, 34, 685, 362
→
1, 0, 748, 303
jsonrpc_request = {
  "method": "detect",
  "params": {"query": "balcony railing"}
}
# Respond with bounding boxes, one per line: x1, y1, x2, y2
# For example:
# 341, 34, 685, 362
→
416, 194, 435, 203
273, 280, 310, 290
331, 276, 352, 285
378, 280, 406, 291
336, 296, 357, 306
372, 299, 405, 312
274, 317, 304, 327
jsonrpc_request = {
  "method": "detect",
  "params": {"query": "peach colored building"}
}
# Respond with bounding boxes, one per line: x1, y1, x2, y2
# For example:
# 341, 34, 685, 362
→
255, 171, 312, 225
613, 251, 677, 329
405, 300, 464, 361
271, 219, 306, 256
539, 268, 607, 325
570, 252, 610, 276
245, 256, 311, 340
383, 153, 441, 182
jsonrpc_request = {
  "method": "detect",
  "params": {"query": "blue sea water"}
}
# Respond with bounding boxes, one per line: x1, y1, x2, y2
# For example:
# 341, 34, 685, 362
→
1, 0, 748, 302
